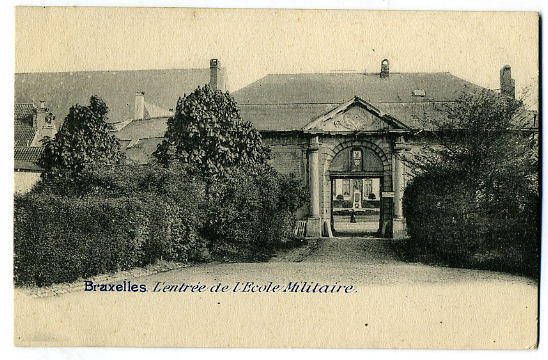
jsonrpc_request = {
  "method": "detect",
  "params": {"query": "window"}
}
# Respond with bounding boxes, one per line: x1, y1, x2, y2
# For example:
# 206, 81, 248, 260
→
363, 179, 372, 199
343, 179, 350, 197
351, 148, 362, 171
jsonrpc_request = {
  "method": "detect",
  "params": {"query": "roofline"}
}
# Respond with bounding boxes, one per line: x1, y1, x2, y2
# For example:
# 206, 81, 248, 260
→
111, 115, 172, 125
262, 71, 453, 76
238, 100, 459, 106
117, 136, 166, 141
232, 70, 483, 97
15, 68, 210, 75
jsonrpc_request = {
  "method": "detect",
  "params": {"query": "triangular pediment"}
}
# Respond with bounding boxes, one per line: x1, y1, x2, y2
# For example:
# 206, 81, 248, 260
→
303, 97, 410, 133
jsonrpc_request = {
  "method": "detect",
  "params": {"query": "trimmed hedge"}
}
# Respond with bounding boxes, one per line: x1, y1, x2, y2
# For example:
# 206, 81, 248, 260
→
333, 199, 380, 209
15, 194, 144, 286
14, 190, 205, 286
401, 170, 539, 278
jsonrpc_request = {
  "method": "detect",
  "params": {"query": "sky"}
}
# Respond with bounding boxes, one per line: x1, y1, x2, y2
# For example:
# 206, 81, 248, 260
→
15, 7, 539, 108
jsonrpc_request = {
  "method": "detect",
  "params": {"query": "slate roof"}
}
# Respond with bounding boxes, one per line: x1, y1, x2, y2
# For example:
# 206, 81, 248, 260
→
234, 72, 480, 104
14, 103, 36, 147
14, 147, 43, 170
233, 72, 484, 131
15, 103, 36, 120
15, 68, 217, 127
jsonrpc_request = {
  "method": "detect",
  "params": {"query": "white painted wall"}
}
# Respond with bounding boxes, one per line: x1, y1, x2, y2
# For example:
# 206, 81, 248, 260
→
14, 172, 41, 194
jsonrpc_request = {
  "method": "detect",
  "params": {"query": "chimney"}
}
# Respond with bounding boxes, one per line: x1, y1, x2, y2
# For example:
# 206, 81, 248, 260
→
500, 65, 515, 98
380, 59, 390, 78
134, 91, 145, 119
210, 58, 220, 91
31, 101, 57, 145
34, 100, 47, 129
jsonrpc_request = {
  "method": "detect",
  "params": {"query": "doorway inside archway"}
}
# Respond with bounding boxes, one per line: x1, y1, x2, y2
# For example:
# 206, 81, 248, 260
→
331, 176, 382, 236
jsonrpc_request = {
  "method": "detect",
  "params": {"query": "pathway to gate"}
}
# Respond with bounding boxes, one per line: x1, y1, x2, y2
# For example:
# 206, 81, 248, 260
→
15, 237, 538, 348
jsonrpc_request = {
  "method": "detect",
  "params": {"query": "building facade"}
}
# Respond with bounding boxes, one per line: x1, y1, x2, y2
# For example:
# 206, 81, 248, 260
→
232, 60, 536, 238
15, 58, 536, 238
14, 102, 57, 193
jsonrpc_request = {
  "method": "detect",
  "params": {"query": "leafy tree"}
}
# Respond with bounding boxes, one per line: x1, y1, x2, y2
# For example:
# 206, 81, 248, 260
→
38, 96, 123, 179
409, 89, 538, 206
153, 85, 270, 178
402, 89, 539, 277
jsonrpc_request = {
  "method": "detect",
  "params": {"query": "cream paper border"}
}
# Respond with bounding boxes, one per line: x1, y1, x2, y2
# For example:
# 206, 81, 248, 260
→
13, 7, 539, 349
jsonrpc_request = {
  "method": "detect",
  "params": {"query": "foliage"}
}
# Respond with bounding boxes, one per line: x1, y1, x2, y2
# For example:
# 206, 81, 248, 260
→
32, 162, 205, 203
16, 163, 308, 285
38, 96, 123, 181
203, 168, 308, 261
15, 194, 146, 286
153, 85, 270, 179
402, 90, 539, 278
14, 189, 206, 286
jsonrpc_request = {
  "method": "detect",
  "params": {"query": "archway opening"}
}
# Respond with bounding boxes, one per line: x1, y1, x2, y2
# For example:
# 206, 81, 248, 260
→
331, 176, 382, 236
328, 145, 385, 236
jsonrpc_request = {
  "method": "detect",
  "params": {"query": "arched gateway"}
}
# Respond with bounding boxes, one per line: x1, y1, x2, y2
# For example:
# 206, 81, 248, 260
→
324, 140, 391, 236
302, 97, 410, 238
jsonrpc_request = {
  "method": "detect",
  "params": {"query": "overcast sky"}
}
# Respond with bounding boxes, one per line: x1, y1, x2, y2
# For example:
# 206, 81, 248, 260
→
15, 7, 539, 108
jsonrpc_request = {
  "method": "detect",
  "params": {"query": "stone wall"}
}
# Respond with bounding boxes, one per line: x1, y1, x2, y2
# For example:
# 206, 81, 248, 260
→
262, 132, 308, 182
262, 132, 405, 238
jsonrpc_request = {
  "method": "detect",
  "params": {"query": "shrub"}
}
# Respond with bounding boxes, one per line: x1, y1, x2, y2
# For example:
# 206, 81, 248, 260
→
32, 163, 205, 201
204, 167, 307, 261
15, 162, 307, 285
402, 170, 539, 278
15, 194, 147, 286
362, 199, 380, 208
14, 191, 205, 286
333, 199, 352, 208
333, 209, 379, 216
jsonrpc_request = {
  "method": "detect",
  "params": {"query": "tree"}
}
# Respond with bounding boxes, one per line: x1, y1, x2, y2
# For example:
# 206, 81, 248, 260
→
153, 85, 270, 179
413, 89, 537, 202
38, 96, 123, 179
402, 89, 539, 276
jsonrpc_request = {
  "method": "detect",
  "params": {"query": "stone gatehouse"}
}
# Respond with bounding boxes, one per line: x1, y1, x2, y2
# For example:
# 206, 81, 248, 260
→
254, 97, 410, 238
232, 59, 534, 238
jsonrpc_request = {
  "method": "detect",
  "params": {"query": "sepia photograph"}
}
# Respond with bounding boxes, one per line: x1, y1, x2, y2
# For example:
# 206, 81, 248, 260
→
10, 5, 540, 351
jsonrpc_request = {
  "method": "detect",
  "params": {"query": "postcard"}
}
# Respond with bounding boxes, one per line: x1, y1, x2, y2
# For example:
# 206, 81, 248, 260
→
13, 7, 539, 348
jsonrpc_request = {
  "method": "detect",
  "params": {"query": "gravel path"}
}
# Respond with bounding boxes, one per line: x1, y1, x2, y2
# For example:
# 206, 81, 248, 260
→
114, 237, 535, 290
15, 237, 538, 348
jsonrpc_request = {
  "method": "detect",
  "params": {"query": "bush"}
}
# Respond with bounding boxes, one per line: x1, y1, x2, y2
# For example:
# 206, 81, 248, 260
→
402, 170, 539, 278
15, 194, 146, 286
14, 191, 205, 286
204, 167, 307, 261
32, 163, 204, 201
333, 209, 379, 216
362, 199, 380, 208
15, 163, 307, 285
333, 199, 352, 208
